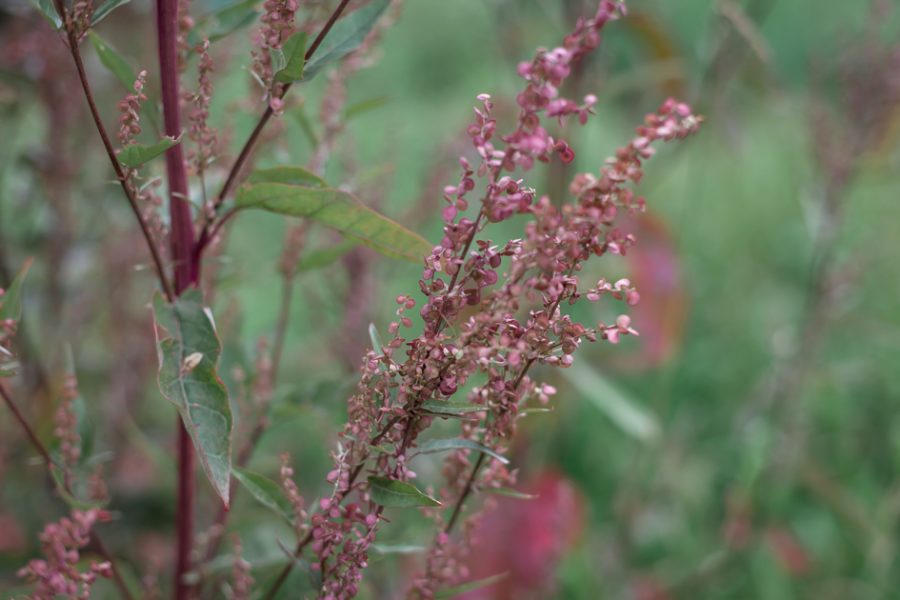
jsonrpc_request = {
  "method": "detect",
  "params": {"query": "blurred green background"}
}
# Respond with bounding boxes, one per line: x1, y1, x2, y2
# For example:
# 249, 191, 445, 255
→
1, 0, 900, 597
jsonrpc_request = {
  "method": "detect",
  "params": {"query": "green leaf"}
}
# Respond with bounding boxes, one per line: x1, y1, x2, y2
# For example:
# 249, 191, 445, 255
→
117, 135, 182, 169
233, 467, 294, 521
91, 0, 132, 25
296, 239, 357, 273
275, 31, 308, 83
484, 487, 538, 500
0, 258, 33, 323
191, 0, 260, 46
416, 438, 509, 465
247, 166, 326, 187
368, 323, 384, 355
419, 401, 485, 419
236, 181, 431, 263
368, 476, 441, 508
153, 289, 233, 506
28, 0, 62, 28
565, 362, 660, 442
436, 573, 509, 599
88, 32, 137, 90
303, 0, 391, 81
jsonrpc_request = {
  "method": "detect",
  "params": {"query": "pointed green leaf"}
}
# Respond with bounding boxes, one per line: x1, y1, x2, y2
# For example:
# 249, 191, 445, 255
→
303, 0, 391, 81
275, 31, 308, 83
368, 476, 441, 508
28, 0, 62, 28
247, 166, 326, 187
296, 239, 357, 273
484, 487, 538, 500
236, 181, 431, 263
91, 0, 132, 25
153, 289, 233, 505
88, 32, 137, 90
118, 135, 182, 169
420, 401, 485, 419
0, 258, 33, 323
416, 438, 509, 465
436, 573, 509, 599
233, 467, 294, 521
191, 0, 260, 46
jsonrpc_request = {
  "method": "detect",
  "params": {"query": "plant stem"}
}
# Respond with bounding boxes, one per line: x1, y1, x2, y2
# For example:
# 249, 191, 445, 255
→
48, 0, 174, 301
444, 452, 486, 534
155, 0, 199, 598
0, 382, 136, 600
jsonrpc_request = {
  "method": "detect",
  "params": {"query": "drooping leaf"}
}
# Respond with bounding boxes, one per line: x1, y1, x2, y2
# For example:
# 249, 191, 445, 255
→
419, 401, 484, 419
295, 239, 357, 273
565, 362, 660, 442
88, 32, 137, 90
435, 573, 509, 599
236, 181, 431, 263
191, 0, 260, 46
416, 438, 509, 465
153, 289, 233, 505
233, 467, 294, 522
275, 31, 308, 83
50, 468, 105, 511
303, 0, 391, 81
28, 0, 61, 28
484, 487, 538, 500
0, 258, 33, 323
118, 135, 182, 169
368, 476, 441, 508
91, 0, 132, 25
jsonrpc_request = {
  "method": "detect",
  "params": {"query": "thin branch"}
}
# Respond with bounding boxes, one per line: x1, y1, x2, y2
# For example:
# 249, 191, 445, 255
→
195, 0, 355, 255
49, 0, 174, 301
1, 382, 136, 600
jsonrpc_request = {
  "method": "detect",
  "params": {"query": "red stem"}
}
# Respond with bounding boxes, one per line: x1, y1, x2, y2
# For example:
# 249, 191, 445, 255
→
155, 0, 198, 598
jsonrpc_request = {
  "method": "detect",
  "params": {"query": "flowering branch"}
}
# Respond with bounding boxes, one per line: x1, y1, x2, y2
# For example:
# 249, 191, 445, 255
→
46, 0, 174, 301
194, 0, 355, 257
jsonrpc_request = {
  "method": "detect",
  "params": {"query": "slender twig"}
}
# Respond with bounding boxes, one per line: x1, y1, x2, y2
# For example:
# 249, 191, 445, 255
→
1, 382, 136, 600
48, 0, 173, 301
444, 452, 486, 534
195, 0, 355, 256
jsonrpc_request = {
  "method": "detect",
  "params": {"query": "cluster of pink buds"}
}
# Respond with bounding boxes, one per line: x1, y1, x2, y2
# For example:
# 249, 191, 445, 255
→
116, 70, 147, 147
17, 509, 113, 599
186, 39, 218, 176
252, 0, 298, 107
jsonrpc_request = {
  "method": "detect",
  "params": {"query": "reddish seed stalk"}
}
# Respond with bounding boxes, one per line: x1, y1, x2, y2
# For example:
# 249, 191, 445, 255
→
154, 0, 199, 598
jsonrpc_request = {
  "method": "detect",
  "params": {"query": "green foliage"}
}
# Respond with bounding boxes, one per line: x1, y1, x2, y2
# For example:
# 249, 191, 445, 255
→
117, 135, 181, 169
368, 476, 441, 508
302, 0, 392, 81
153, 289, 233, 506
0, 258, 32, 323
237, 169, 431, 262
88, 32, 137, 90
274, 32, 308, 84
233, 467, 294, 522
435, 573, 508, 598
91, 0, 132, 26
419, 401, 484, 419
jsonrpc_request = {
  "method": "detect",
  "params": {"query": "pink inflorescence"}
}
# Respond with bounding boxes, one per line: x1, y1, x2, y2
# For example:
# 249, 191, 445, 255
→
17, 509, 113, 599
116, 70, 148, 147
277, 2, 700, 597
